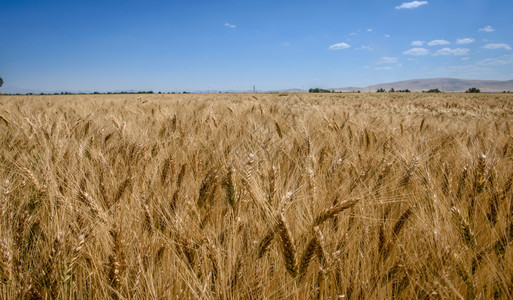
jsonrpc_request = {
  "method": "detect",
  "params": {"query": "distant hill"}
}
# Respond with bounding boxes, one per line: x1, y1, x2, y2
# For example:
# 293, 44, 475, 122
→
334, 78, 513, 93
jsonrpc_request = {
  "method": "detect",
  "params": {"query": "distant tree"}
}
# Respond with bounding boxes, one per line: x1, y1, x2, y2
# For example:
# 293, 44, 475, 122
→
376, 88, 386, 93
465, 87, 480, 93
389, 88, 395, 93
424, 88, 441, 93
0, 76, 3, 88
309, 88, 332, 93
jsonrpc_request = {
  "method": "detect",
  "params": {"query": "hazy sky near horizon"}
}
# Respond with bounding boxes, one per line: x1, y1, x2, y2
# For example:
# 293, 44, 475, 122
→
1, 0, 512, 92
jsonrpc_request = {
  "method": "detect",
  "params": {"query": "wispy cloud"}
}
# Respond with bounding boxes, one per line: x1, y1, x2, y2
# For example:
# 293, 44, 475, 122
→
411, 40, 424, 46
483, 43, 512, 50
428, 39, 450, 46
479, 25, 494, 32
433, 48, 470, 56
438, 65, 494, 77
357, 45, 374, 51
395, 1, 428, 9
477, 54, 513, 66
375, 67, 394, 70
384, 34, 391, 38
403, 48, 430, 55
224, 23, 236, 29
378, 57, 399, 64
456, 38, 475, 45
329, 42, 351, 50
367, 28, 373, 32
461, 57, 470, 61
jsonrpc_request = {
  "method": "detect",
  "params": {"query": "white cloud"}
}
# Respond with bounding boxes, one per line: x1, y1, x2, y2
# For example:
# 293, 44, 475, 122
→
357, 45, 374, 51
384, 34, 391, 38
367, 28, 373, 32
411, 40, 424, 46
375, 67, 394, 70
224, 23, 236, 28
483, 43, 512, 50
403, 48, 430, 55
461, 57, 470, 61
428, 39, 450, 46
378, 57, 399, 64
283, 42, 291, 47
433, 48, 470, 56
329, 42, 351, 50
456, 38, 475, 45
479, 25, 494, 32
477, 54, 513, 66
395, 1, 428, 9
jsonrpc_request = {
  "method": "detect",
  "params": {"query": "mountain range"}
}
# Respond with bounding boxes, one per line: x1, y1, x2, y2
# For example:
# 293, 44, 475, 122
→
331, 78, 513, 93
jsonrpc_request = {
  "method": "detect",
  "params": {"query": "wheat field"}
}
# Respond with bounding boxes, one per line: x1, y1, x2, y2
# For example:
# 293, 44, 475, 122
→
0, 93, 512, 299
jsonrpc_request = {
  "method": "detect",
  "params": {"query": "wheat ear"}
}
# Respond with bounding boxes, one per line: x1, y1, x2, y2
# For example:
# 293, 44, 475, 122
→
0, 238, 11, 283
45, 232, 62, 298
392, 207, 413, 238
108, 225, 124, 299
277, 212, 297, 277
314, 199, 359, 227
451, 206, 477, 250
113, 177, 131, 203
22, 167, 45, 193
223, 167, 236, 208
65, 234, 85, 283
257, 226, 276, 258
298, 228, 319, 280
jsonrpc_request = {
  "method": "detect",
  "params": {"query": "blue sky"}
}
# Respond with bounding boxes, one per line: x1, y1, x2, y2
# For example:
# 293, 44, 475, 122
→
1, 0, 512, 93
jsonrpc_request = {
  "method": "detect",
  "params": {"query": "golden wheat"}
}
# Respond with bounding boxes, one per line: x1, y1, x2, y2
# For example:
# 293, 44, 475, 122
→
0, 92, 512, 298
